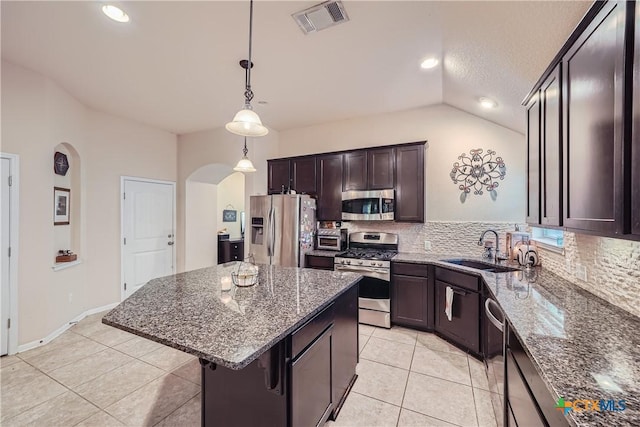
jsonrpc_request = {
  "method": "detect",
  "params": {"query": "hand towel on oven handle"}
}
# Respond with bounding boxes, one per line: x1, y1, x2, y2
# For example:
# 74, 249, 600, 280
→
445, 286, 454, 321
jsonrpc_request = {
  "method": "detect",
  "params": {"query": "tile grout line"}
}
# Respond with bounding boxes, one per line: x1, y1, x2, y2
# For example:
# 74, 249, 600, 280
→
467, 356, 482, 427
396, 336, 417, 427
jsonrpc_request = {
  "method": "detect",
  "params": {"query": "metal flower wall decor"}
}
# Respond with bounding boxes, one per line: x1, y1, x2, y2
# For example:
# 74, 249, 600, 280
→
450, 148, 506, 203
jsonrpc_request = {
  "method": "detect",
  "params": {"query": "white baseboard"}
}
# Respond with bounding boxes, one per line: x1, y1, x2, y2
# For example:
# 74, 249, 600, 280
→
16, 302, 119, 354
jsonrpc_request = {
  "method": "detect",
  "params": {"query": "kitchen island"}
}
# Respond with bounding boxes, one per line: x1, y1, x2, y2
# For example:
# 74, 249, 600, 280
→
103, 262, 361, 427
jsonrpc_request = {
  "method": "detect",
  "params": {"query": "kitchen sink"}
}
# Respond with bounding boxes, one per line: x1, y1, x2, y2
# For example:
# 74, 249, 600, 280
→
441, 259, 520, 273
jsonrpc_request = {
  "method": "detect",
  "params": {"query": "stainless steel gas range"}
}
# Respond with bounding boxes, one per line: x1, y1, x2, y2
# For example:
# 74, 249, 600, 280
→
334, 232, 398, 328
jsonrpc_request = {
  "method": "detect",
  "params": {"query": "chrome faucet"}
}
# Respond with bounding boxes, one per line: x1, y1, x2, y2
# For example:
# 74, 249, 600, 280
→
478, 229, 507, 261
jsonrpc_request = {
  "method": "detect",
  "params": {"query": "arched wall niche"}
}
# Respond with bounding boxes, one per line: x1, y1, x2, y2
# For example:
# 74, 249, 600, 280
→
53, 142, 82, 262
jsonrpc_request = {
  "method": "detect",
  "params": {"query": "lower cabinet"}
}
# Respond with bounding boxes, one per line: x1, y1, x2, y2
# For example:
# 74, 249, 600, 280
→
291, 327, 333, 427
201, 284, 358, 427
331, 285, 359, 417
218, 239, 244, 264
506, 324, 569, 426
391, 262, 432, 330
305, 255, 335, 270
434, 267, 481, 354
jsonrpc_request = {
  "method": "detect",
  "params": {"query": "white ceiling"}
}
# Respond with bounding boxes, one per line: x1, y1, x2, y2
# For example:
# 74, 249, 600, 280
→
1, 1, 591, 135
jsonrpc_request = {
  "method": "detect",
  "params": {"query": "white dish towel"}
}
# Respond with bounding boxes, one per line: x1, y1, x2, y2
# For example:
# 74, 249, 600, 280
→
445, 286, 454, 321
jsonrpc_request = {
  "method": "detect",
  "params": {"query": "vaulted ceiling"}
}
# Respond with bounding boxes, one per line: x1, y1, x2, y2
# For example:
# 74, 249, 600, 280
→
1, 1, 591, 135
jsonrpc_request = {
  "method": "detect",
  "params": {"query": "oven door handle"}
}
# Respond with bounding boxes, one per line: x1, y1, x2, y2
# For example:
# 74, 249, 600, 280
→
335, 265, 385, 275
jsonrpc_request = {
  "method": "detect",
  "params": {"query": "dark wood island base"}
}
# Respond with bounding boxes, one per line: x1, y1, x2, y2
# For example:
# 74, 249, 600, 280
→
200, 284, 359, 427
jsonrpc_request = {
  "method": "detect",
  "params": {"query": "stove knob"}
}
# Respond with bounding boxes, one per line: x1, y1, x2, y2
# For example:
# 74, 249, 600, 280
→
378, 262, 383, 267
370, 261, 376, 267
346, 260, 351, 265
358, 260, 364, 265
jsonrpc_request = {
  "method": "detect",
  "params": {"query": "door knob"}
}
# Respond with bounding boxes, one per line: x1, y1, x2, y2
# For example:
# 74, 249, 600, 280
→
168, 241, 174, 246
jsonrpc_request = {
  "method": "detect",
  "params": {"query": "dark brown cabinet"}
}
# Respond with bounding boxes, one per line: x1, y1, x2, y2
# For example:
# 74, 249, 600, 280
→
506, 324, 569, 427
291, 327, 333, 427
632, 2, 640, 236
541, 65, 562, 226
434, 267, 480, 354
391, 262, 431, 330
562, 1, 627, 234
268, 159, 291, 194
305, 255, 335, 271
395, 143, 425, 222
316, 154, 343, 220
331, 285, 358, 418
291, 156, 317, 195
343, 151, 368, 191
526, 93, 541, 225
218, 239, 244, 264
268, 156, 317, 195
367, 147, 395, 190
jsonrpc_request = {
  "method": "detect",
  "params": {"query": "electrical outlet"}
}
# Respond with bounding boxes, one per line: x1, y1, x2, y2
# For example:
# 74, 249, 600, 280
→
565, 259, 572, 274
575, 264, 587, 281
424, 240, 432, 251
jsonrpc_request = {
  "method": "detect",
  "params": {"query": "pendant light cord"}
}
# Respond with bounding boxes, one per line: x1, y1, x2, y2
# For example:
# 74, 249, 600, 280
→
243, 137, 249, 157
244, 0, 254, 104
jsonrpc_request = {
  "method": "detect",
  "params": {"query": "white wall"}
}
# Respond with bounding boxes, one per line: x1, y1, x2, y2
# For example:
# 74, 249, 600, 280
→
278, 104, 526, 222
1, 60, 177, 346
177, 127, 278, 272
217, 172, 245, 239
184, 181, 217, 271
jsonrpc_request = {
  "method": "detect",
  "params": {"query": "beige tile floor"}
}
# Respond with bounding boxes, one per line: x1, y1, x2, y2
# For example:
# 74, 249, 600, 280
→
1, 313, 499, 427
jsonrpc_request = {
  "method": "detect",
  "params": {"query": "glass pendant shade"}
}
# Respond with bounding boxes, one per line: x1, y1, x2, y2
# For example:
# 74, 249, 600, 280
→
233, 156, 256, 172
226, 106, 269, 137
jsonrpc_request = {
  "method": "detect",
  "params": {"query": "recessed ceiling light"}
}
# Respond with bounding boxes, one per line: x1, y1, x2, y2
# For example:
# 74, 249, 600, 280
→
420, 57, 439, 69
102, 5, 130, 23
479, 97, 498, 109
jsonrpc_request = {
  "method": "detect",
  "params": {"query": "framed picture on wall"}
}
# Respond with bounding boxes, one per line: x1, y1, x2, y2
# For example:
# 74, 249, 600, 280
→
54, 187, 70, 225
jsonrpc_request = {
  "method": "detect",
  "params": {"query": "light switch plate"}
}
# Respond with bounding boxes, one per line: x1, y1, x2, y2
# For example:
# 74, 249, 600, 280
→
424, 240, 432, 251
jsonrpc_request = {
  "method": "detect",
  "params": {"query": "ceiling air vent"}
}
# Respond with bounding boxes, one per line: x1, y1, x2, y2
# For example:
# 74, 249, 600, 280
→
292, 1, 349, 35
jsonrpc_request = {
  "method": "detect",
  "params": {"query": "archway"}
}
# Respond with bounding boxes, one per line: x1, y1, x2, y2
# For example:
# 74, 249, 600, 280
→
184, 164, 245, 270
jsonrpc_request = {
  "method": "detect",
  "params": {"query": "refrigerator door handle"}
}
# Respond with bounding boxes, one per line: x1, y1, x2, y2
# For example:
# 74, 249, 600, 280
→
267, 207, 273, 256
272, 207, 276, 257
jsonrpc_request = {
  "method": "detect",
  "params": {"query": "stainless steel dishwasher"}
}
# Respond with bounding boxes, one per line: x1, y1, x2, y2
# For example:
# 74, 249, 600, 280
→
484, 297, 506, 427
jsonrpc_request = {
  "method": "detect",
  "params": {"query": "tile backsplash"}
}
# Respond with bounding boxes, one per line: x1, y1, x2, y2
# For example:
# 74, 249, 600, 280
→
539, 232, 640, 318
344, 221, 640, 318
344, 220, 525, 257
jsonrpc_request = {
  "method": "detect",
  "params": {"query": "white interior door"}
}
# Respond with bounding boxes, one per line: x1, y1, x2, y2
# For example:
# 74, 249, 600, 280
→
122, 178, 175, 299
1, 158, 11, 355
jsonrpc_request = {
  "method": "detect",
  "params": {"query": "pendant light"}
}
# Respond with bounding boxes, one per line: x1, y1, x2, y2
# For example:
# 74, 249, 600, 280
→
226, 0, 268, 137
233, 137, 256, 173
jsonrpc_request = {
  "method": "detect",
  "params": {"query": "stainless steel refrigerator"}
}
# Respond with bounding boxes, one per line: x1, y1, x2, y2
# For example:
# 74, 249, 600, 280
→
249, 194, 316, 267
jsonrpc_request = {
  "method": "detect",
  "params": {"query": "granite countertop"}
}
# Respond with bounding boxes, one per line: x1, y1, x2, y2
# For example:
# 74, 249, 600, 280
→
307, 250, 341, 257
393, 252, 640, 426
103, 263, 361, 370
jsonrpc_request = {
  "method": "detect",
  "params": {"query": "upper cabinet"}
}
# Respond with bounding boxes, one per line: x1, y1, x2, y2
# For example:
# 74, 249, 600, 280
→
562, 1, 626, 235
342, 151, 368, 191
291, 157, 317, 195
268, 156, 316, 195
541, 65, 562, 227
316, 154, 343, 221
268, 142, 425, 223
367, 147, 395, 190
395, 143, 425, 222
344, 147, 395, 192
525, 0, 638, 240
268, 159, 291, 195
633, 3, 640, 236
525, 93, 541, 225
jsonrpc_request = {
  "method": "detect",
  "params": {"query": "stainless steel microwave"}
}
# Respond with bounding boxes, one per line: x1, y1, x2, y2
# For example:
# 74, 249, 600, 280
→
341, 189, 394, 221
